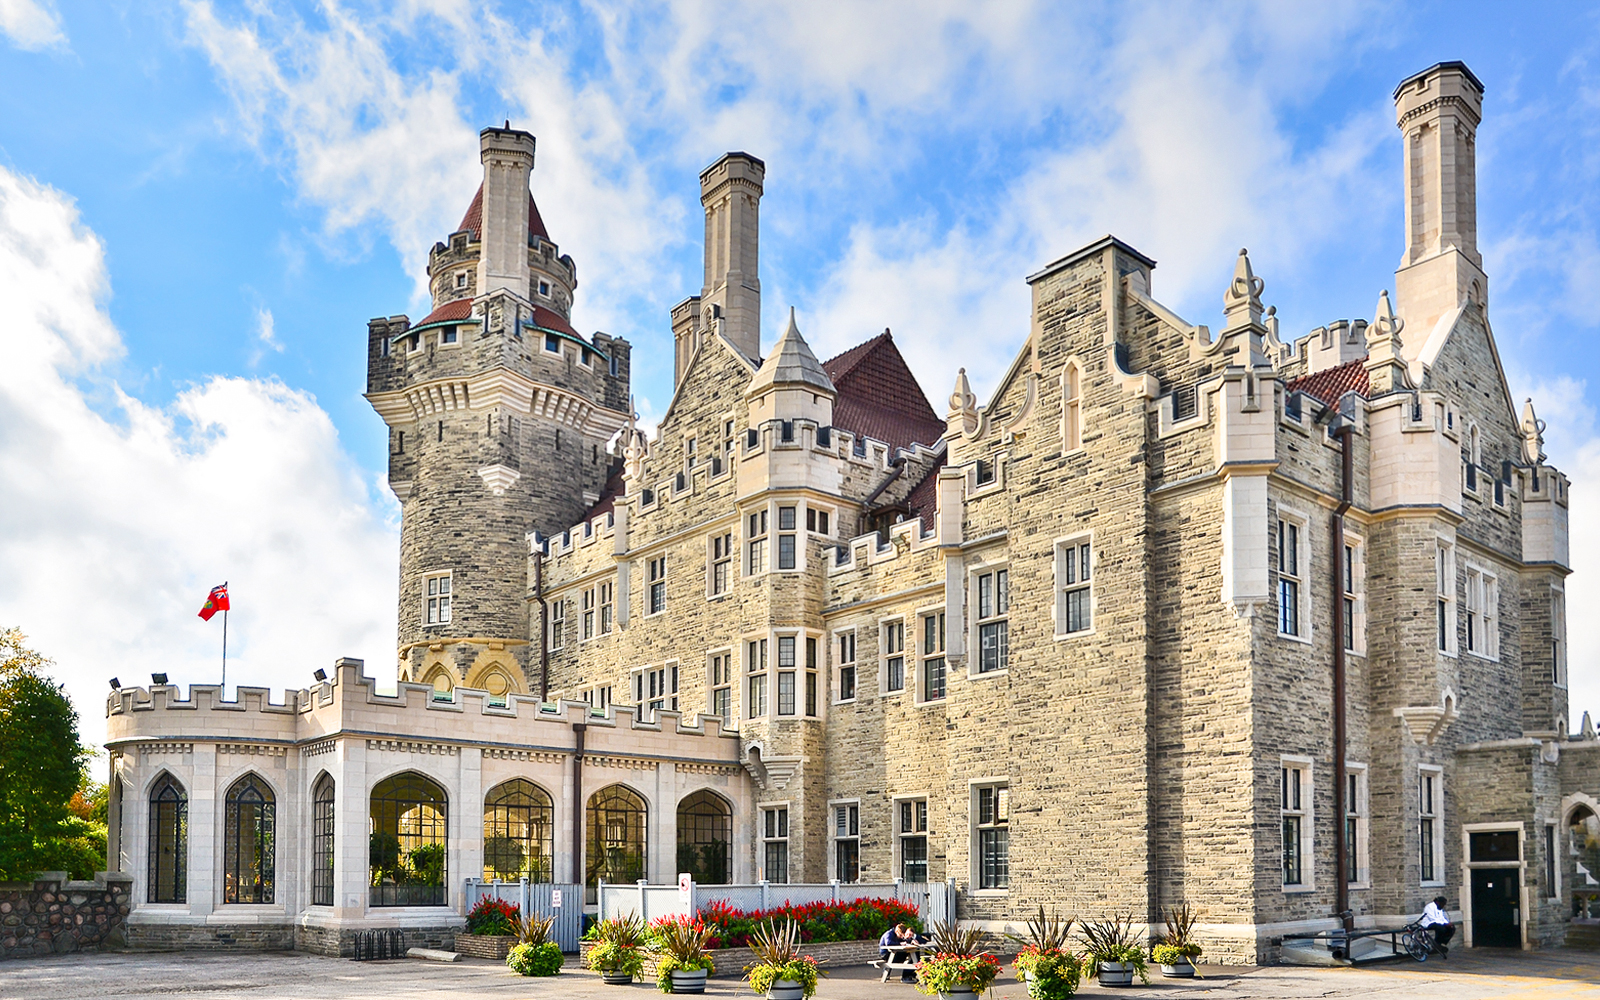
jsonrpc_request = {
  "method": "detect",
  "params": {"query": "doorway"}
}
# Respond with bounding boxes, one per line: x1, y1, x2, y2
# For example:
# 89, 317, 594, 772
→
1471, 868, 1521, 948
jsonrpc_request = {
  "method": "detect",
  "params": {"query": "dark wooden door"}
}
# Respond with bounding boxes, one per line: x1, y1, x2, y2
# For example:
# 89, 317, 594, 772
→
1471, 868, 1521, 947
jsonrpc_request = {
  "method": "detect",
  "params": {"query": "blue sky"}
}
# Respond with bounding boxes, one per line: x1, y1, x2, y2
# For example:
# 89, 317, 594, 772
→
2, 1, 1598, 745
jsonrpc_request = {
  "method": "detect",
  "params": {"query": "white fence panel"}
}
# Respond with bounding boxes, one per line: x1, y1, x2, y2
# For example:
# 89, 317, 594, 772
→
462, 879, 583, 951
599, 880, 956, 927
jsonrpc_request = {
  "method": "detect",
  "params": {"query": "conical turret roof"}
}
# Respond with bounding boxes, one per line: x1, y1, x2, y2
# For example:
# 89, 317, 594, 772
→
747, 309, 835, 396
456, 182, 551, 244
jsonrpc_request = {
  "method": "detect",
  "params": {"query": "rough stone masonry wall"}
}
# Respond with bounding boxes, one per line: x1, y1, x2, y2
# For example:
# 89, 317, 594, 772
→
0, 872, 132, 960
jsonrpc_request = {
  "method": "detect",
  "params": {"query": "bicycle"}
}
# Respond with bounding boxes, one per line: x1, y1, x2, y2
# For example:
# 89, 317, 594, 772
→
1400, 921, 1435, 961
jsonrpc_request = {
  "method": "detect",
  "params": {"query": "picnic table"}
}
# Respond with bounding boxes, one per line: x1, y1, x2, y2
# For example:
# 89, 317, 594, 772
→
871, 942, 930, 983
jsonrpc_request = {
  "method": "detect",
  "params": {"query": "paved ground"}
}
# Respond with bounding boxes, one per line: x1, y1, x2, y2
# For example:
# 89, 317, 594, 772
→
4, 947, 1600, 1000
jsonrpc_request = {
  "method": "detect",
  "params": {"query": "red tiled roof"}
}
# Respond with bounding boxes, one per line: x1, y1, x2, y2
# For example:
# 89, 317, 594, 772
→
822, 331, 945, 453
456, 183, 551, 243
902, 459, 944, 533
580, 466, 626, 525
528, 304, 580, 340
412, 297, 475, 328
1287, 359, 1370, 406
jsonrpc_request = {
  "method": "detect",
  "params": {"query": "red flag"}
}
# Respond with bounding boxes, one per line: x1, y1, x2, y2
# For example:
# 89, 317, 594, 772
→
198, 584, 230, 621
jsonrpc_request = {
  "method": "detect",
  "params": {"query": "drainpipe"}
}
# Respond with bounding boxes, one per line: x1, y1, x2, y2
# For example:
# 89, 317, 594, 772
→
1331, 419, 1355, 939
572, 723, 586, 886
533, 540, 549, 701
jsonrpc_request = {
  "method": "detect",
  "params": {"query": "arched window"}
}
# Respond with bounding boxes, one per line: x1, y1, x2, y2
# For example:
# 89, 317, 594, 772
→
312, 774, 335, 906
370, 772, 448, 907
223, 774, 276, 904
483, 779, 554, 882
147, 773, 187, 904
1063, 364, 1082, 451
676, 790, 732, 885
586, 785, 647, 888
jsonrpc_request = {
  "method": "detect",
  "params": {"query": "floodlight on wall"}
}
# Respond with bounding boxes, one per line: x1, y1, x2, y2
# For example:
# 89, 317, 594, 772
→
151, 673, 169, 686
313, 669, 327, 682
109, 678, 120, 690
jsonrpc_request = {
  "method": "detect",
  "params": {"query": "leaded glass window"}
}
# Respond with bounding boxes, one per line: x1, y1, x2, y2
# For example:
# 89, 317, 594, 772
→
312, 775, 335, 906
224, 774, 275, 904
676, 790, 732, 885
483, 779, 555, 882
369, 772, 448, 907
586, 784, 647, 888
147, 773, 187, 904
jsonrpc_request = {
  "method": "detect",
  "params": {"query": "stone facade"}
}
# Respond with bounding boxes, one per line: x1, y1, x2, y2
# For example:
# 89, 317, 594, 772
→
0, 872, 132, 960
102, 61, 1600, 963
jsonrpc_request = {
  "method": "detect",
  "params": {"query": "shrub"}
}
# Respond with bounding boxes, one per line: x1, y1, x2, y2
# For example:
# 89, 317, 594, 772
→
588, 940, 645, 979
695, 896, 920, 948
1027, 949, 1081, 999
914, 953, 1002, 996
466, 897, 520, 936
507, 941, 564, 976
1151, 943, 1196, 966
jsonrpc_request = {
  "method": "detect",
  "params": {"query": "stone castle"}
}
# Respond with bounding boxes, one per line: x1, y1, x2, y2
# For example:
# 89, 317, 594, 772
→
103, 62, 1600, 961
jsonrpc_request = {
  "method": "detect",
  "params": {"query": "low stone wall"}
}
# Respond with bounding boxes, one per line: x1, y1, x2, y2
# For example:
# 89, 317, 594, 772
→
455, 933, 516, 960
0, 872, 133, 960
124, 921, 295, 952
580, 937, 880, 978
293, 923, 458, 958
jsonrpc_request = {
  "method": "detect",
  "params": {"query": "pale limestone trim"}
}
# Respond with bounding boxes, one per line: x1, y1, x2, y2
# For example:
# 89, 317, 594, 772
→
1051, 531, 1095, 641
1457, 820, 1529, 950
1280, 755, 1315, 894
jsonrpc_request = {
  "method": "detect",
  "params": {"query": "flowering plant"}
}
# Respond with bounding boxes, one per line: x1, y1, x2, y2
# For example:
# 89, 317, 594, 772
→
914, 953, 1002, 996
1024, 949, 1081, 999
465, 897, 520, 936
650, 915, 717, 993
696, 896, 919, 947
744, 918, 824, 998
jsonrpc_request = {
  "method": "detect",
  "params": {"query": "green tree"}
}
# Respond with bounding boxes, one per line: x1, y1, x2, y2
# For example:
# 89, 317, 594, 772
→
0, 628, 95, 880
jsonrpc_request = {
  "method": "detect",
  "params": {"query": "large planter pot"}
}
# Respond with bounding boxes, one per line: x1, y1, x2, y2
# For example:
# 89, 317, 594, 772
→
669, 969, 709, 994
1160, 960, 1195, 978
1098, 961, 1135, 987
766, 979, 804, 1000
938, 988, 977, 1000
454, 934, 516, 960
599, 971, 634, 985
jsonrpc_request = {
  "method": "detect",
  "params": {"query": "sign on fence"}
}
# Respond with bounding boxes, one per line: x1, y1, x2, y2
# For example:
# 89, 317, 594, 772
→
463, 879, 583, 952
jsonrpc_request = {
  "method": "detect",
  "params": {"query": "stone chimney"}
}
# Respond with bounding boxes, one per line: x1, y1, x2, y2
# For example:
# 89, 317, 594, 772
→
699, 152, 765, 364
1393, 62, 1487, 342
476, 125, 537, 300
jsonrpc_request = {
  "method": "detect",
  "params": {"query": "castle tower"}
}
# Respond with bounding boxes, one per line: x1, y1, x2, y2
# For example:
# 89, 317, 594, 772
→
365, 125, 632, 695
1393, 61, 1487, 340
676, 153, 765, 384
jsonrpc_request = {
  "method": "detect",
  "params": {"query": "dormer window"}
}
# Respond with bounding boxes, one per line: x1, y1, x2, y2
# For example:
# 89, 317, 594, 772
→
538, 280, 551, 296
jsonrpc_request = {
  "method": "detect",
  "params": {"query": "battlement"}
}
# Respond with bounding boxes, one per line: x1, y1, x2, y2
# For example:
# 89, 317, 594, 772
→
105, 656, 740, 751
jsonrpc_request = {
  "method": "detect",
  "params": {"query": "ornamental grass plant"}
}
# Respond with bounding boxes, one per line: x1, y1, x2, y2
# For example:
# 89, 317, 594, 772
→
744, 918, 823, 998
1157, 902, 1203, 961
1008, 905, 1075, 978
587, 914, 648, 980
1077, 915, 1150, 985
914, 920, 1002, 996
650, 915, 717, 993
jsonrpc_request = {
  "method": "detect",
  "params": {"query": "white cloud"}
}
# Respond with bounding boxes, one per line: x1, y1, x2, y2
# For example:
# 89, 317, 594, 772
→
249, 304, 283, 366
0, 0, 64, 51
0, 165, 397, 749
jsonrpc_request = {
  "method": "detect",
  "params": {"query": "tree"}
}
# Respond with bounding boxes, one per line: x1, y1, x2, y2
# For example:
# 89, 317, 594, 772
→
0, 628, 96, 880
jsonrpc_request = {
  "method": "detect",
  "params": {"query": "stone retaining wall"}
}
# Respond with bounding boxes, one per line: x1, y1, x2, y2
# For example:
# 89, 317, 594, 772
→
292, 923, 458, 958
579, 937, 880, 978
0, 872, 133, 960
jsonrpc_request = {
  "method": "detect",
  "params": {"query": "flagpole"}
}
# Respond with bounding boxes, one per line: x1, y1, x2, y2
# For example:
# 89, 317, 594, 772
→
221, 580, 228, 693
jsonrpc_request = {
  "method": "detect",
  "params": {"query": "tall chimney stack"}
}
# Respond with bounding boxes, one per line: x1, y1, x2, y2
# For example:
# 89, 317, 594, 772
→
1393, 62, 1487, 340
698, 152, 766, 364
477, 125, 537, 300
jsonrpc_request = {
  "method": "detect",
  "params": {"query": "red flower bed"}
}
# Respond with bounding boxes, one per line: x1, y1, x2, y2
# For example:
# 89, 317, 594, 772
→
691, 897, 921, 948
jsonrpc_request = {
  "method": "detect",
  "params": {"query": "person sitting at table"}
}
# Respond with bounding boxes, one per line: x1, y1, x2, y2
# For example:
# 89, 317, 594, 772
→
878, 924, 918, 983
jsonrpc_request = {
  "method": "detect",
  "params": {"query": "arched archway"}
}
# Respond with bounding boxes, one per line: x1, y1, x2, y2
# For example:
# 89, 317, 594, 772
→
147, 772, 187, 904
1569, 802, 1600, 920
223, 773, 276, 904
483, 779, 555, 882
370, 771, 448, 906
586, 784, 647, 888
676, 790, 732, 885
419, 665, 455, 702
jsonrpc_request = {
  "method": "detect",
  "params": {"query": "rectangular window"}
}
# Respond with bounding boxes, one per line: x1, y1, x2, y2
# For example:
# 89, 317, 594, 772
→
582, 685, 612, 714
747, 639, 768, 718
777, 506, 797, 569
1055, 539, 1092, 635
711, 532, 733, 596
1419, 768, 1442, 883
710, 653, 732, 725
976, 569, 1009, 673
806, 507, 831, 535
1553, 589, 1567, 685
549, 598, 566, 651
975, 784, 1009, 890
1282, 763, 1306, 886
647, 556, 667, 616
1342, 541, 1365, 653
425, 572, 452, 625
1547, 824, 1559, 900
723, 419, 735, 458
633, 664, 678, 716
545, 333, 560, 353
1436, 541, 1456, 654
883, 620, 905, 693
777, 636, 797, 716
921, 612, 946, 701
1277, 518, 1303, 638
581, 588, 595, 640
805, 637, 818, 717
834, 803, 860, 882
1465, 566, 1499, 658
599, 581, 614, 635
1346, 766, 1367, 885
900, 799, 929, 882
763, 807, 789, 883
837, 631, 857, 702
747, 510, 768, 575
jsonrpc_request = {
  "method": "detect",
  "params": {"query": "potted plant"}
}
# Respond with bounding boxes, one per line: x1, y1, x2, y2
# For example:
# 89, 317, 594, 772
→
914, 921, 1002, 1000
458, 897, 520, 960
1008, 906, 1074, 983
588, 914, 648, 985
744, 918, 821, 1000
506, 914, 564, 977
1023, 948, 1081, 1000
652, 915, 716, 994
1078, 916, 1148, 988
1152, 903, 1202, 978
